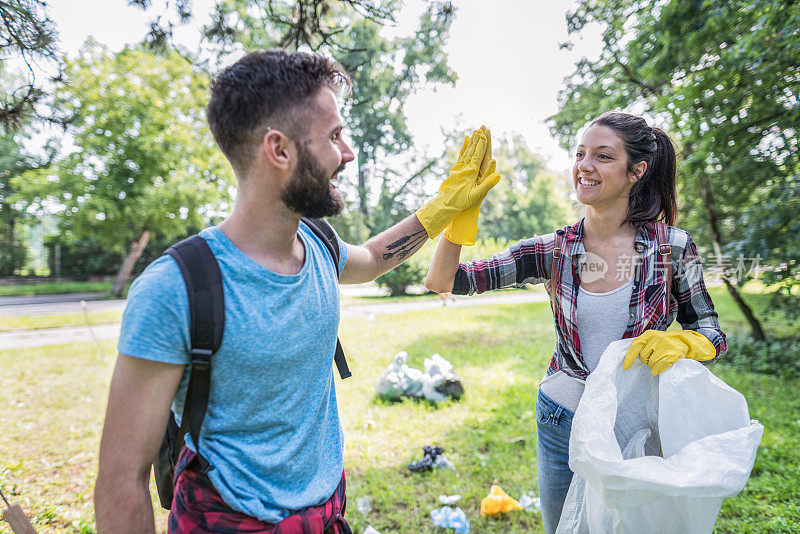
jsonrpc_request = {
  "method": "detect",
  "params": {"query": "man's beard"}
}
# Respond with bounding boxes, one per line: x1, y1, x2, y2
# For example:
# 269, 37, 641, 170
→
280, 143, 344, 219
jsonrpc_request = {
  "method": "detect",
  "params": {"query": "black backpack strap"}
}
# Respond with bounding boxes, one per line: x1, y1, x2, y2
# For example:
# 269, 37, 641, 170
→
301, 217, 351, 380
165, 235, 225, 467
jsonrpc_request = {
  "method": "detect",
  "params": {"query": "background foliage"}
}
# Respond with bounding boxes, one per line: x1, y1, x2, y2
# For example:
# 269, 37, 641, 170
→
548, 0, 800, 341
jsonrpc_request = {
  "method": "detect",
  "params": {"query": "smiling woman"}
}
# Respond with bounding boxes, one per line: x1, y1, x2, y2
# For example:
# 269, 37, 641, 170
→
425, 110, 726, 533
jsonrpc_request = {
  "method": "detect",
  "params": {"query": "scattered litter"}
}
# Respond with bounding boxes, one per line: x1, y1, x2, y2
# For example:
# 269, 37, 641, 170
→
408, 445, 444, 472
375, 352, 464, 402
480, 484, 522, 517
430, 506, 470, 534
518, 492, 541, 513
434, 455, 456, 470
362, 526, 381, 534
438, 494, 462, 505
356, 496, 372, 515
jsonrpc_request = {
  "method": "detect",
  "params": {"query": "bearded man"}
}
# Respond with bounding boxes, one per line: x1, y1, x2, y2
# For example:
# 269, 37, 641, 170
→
94, 50, 499, 533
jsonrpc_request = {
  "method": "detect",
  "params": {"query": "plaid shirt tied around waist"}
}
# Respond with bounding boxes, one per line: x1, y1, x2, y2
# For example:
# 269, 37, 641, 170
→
168, 447, 351, 534
452, 219, 727, 380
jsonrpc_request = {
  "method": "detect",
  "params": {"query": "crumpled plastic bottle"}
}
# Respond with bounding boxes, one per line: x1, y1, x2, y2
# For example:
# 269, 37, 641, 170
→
438, 494, 462, 505
518, 492, 541, 513
434, 455, 456, 470
480, 484, 522, 517
430, 506, 470, 534
356, 496, 372, 514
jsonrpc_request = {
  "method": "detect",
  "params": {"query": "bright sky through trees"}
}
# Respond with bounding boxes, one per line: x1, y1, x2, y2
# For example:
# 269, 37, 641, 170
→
49, 0, 602, 171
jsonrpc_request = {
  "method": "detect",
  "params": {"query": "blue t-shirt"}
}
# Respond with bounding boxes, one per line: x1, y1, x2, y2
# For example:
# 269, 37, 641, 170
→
117, 222, 347, 523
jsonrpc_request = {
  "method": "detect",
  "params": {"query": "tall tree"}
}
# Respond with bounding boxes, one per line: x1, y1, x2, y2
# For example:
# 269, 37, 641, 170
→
0, 66, 58, 275
0, 132, 31, 274
131, 0, 457, 242
42, 42, 233, 295
130, 0, 395, 51
548, 0, 800, 340
0, 0, 61, 130
335, 2, 456, 239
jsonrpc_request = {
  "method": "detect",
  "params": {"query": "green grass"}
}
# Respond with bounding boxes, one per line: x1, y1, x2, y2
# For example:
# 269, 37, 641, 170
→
0, 311, 123, 332
0, 281, 113, 297
0, 291, 798, 533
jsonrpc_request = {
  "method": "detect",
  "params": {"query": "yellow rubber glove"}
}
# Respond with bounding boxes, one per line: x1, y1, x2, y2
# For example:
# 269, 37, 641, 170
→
443, 126, 499, 245
416, 130, 498, 239
480, 484, 522, 517
623, 329, 717, 375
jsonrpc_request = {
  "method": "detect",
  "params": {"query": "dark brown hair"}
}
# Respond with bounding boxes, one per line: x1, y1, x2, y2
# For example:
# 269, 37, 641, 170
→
207, 50, 351, 175
591, 111, 677, 228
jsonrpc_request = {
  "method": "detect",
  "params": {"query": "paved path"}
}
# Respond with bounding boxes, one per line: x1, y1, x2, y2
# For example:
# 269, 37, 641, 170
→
0, 297, 127, 317
0, 292, 109, 307
0, 286, 548, 350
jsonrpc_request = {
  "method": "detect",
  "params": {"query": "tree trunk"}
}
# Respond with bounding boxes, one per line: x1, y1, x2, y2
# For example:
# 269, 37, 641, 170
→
8, 217, 17, 273
697, 176, 767, 340
112, 230, 150, 297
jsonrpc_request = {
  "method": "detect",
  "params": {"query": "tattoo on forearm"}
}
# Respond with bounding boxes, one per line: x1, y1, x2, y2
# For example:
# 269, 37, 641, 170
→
382, 230, 427, 261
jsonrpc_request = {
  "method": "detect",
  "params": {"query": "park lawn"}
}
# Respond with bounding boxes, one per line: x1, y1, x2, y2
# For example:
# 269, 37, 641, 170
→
0, 281, 113, 297
0, 293, 797, 533
0, 312, 123, 333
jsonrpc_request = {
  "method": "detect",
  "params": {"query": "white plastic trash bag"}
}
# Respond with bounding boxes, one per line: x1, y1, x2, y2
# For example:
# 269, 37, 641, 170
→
374, 351, 423, 399
421, 353, 457, 402
375, 352, 464, 402
557, 339, 764, 534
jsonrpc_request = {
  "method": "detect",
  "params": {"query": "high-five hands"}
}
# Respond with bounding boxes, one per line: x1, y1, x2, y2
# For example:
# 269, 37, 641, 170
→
416, 126, 501, 242
623, 329, 716, 375
444, 126, 500, 245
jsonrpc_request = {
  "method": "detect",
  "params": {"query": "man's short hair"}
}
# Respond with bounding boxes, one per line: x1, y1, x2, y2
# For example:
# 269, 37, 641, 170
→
207, 50, 351, 175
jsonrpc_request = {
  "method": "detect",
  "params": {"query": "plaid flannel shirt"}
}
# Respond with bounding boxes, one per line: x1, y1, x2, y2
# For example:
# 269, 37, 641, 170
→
452, 219, 727, 380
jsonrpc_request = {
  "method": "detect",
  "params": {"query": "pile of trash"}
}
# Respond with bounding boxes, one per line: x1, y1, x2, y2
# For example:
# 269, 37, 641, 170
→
358, 483, 538, 534
375, 351, 464, 402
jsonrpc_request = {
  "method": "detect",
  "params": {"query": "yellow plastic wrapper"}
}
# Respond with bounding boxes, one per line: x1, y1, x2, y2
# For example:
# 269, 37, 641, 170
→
479, 484, 522, 517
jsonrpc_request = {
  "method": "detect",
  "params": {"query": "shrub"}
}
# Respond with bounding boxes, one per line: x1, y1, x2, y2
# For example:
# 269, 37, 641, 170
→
375, 261, 427, 296
720, 331, 800, 379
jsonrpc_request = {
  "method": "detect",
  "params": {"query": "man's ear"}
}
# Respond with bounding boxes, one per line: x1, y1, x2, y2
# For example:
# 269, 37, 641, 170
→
629, 160, 647, 183
262, 130, 293, 171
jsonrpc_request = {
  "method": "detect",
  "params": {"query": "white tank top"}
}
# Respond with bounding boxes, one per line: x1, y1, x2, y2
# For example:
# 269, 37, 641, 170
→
539, 277, 634, 411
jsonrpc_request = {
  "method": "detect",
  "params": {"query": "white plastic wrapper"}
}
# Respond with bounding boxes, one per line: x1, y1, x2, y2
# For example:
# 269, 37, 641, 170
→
557, 339, 764, 534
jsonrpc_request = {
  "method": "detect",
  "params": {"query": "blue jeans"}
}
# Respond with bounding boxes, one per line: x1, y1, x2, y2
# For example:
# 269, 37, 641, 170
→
536, 390, 575, 534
